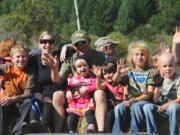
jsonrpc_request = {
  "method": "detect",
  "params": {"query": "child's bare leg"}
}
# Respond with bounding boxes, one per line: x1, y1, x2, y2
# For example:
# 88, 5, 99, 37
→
94, 90, 107, 132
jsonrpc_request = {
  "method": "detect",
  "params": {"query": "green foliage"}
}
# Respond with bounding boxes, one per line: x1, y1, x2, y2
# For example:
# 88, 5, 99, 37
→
114, 0, 136, 34
0, 0, 179, 53
89, 34, 98, 49
0, 0, 21, 14
149, 0, 180, 34
114, 0, 157, 34
108, 32, 129, 57
0, 12, 32, 46
59, 21, 77, 46
80, 0, 121, 36
135, 0, 157, 23
130, 24, 158, 41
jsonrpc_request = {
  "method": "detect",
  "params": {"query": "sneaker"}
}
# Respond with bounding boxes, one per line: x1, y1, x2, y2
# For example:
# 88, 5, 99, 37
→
21, 122, 32, 134
87, 124, 95, 133
69, 131, 75, 134
30, 120, 48, 133
41, 120, 51, 133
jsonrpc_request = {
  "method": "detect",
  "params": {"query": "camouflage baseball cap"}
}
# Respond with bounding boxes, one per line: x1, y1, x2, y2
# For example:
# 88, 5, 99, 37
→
71, 30, 89, 45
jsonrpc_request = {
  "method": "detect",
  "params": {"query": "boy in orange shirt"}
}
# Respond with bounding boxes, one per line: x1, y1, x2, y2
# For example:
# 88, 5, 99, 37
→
0, 44, 36, 135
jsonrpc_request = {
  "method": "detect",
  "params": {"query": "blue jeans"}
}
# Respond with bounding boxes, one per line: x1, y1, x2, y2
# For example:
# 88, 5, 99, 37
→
143, 103, 180, 135
112, 100, 149, 133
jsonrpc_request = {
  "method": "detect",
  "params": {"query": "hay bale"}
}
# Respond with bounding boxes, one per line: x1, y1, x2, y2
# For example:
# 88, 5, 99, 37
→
76, 117, 88, 133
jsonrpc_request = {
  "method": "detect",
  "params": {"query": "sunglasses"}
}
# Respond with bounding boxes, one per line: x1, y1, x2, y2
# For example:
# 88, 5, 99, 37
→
74, 41, 87, 46
40, 39, 55, 44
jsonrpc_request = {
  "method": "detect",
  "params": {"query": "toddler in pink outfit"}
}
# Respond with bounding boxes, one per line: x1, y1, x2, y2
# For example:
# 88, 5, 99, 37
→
66, 58, 96, 133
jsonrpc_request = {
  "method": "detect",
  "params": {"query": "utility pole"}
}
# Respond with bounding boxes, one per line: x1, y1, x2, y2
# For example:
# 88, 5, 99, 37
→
73, 0, 81, 30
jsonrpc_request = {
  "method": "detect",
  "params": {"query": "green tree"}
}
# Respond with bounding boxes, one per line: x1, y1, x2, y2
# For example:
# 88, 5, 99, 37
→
0, 0, 21, 15
114, 0, 157, 34
149, 0, 180, 34
1, 0, 65, 46
108, 32, 129, 57
79, 0, 121, 36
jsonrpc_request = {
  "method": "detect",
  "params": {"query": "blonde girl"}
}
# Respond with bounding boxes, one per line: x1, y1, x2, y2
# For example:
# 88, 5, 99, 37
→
112, 40, 155, 133
66, 58, 96, 133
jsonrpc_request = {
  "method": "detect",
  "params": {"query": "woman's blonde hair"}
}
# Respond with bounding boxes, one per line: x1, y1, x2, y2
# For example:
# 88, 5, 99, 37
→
127, 40, 151, 69
39, 31, 55, 41
10, 44, 29, 56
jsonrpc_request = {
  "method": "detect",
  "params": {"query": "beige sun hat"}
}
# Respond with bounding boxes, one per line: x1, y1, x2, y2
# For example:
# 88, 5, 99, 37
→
95, 37, 119, 48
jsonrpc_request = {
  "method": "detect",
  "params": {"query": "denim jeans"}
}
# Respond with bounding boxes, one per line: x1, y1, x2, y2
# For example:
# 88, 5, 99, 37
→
112, 100, 149, 133
143, 103, 180, 135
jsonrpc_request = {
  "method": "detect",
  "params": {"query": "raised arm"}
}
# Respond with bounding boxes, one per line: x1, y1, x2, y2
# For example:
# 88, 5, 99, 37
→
50, 56, 61, 83
60, 44, 76, 63
92, 65, 105, 90
113, 58, 128, 83
159, 41, 171, 53
172, 27, 180, 66
42, 53, 61, 83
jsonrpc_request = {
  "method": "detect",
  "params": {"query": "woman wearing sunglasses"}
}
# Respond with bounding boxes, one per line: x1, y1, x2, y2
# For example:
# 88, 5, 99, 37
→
27, 31, 65, 133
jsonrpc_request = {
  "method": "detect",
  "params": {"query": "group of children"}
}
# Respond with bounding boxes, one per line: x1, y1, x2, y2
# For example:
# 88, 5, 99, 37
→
0, 28, 180, 135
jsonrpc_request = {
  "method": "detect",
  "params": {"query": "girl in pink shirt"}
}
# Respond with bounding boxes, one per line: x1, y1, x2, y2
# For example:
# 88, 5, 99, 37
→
66, 58, 96, 133
92, 59, 127, 132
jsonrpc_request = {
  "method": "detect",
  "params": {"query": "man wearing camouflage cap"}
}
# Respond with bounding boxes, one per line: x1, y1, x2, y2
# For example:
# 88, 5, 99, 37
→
60, 30, 106, 75
56, 30, 107, 132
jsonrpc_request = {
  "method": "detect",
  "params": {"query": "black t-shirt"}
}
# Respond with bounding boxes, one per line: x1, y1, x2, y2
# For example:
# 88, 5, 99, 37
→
28, 49, 66, 92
